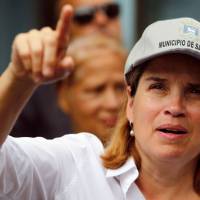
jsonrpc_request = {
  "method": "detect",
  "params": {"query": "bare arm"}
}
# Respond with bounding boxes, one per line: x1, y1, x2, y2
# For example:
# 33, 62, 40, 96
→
0, 5, 74, 144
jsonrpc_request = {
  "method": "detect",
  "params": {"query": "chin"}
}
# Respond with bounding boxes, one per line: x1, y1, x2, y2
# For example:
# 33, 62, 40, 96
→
154, 148, 188, 162
97, 131, 112, 144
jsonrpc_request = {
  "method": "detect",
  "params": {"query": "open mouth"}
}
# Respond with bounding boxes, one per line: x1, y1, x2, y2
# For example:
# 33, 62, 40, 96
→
158, 128, 187, 135
102, 117, 118, 127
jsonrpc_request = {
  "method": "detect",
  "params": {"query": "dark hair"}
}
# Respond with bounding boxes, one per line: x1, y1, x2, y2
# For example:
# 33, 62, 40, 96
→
125, 63, 147, 95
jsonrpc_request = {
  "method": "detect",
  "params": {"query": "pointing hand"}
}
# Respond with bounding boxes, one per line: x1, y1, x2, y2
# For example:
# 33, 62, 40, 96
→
10, 5, 74, 85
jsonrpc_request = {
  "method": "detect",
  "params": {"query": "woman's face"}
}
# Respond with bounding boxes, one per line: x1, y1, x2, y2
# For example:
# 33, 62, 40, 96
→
59, 51, 125, 143
127, 54, 200, 164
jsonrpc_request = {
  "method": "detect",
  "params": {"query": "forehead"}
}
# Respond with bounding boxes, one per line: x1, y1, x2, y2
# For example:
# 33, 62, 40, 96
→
67, 0, 113, 7
79, 49, 124, 69
147, 53, 200, 72
144, 53, 200, 74
72, 50, 124, 81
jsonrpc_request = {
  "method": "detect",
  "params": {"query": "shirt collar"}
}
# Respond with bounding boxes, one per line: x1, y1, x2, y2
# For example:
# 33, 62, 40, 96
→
106, 157, 139, 195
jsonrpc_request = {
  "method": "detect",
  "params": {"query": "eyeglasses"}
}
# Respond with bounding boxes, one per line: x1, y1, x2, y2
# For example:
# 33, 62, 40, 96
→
73, 2, 120, 25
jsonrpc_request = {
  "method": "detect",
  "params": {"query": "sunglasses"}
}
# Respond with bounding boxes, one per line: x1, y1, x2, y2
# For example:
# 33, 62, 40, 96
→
73, 2, 120, 25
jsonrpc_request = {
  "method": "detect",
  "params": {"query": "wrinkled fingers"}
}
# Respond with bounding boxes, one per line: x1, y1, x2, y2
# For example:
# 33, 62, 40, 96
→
13, 33, 32, 72
41, 27, 58, 77
28, 29, 43, 78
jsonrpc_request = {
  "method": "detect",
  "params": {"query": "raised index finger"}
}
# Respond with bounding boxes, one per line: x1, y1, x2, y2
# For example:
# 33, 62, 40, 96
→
56, 5, 73, 52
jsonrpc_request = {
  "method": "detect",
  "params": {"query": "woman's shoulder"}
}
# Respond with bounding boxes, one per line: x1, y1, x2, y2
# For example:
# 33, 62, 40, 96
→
6, 132, 104, 154
57, 132, 104, 155
3, 133, 104, 171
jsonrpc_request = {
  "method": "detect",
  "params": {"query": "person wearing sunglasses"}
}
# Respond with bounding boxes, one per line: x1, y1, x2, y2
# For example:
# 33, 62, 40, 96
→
57, 0, 122, 41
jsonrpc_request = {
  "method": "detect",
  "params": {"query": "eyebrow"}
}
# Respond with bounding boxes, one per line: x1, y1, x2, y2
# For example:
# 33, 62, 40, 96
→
145, 77, 200, 87
187, 83, 200, 88
145, 76, 167, 82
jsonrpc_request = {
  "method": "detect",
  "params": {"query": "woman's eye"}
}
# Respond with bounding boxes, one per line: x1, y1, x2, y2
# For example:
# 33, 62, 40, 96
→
149, 83, 165, 90
115, 83, 125, 92
86, 85, 104, 94
189, 87, 200, 95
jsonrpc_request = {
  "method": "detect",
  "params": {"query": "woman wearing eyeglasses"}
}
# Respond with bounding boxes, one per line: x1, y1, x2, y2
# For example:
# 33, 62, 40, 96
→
57, 0, 122, 41
2, 4, 200, 200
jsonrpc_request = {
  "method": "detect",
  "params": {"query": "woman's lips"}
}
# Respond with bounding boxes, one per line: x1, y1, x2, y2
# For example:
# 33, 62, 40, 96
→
156, 124, 189, 139
102, 117, 118, 127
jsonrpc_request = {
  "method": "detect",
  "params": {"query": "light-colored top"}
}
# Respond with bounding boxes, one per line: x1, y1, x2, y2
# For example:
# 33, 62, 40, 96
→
0, 133, 145, 200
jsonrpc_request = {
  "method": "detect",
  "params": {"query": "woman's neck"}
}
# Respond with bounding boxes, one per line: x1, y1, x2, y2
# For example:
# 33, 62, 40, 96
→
136, 157, 199, 200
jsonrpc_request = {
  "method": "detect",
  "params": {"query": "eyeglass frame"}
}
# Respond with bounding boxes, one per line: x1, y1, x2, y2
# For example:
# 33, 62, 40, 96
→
73, 2, 120, 25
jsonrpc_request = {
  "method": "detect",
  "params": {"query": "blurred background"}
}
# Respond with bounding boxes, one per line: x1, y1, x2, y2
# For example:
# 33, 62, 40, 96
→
1, 0, 200, 72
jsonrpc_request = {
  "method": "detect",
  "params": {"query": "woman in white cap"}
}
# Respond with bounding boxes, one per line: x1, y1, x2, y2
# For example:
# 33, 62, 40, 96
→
1, 4, 200, 199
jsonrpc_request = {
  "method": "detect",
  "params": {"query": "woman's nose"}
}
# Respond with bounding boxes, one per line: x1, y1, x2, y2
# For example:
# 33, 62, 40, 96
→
94, 11, 109, 26
164, 94, 186, 117
103, 90, 122, 110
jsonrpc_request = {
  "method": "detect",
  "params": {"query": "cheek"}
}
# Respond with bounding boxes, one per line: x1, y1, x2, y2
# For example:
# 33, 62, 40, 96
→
109, 19, 120, 26
188, 107, 200, 130
71, 24, 94, 36
82, 104, 100, 116
73, 96, 102, 117
133, 96, 162, 132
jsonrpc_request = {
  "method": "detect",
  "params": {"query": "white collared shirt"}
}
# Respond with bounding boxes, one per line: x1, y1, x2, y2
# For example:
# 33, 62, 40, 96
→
0, 133, 146, 200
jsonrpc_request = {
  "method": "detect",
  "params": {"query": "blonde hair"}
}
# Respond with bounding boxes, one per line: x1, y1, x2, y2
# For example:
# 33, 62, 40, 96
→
70, 33, 125, 61
101, 65, 144, 169
101, 99, 141, 169
61, 33, 127, 85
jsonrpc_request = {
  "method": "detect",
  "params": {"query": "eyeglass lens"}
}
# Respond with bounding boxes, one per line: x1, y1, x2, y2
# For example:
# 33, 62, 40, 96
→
73, 2, 120, 25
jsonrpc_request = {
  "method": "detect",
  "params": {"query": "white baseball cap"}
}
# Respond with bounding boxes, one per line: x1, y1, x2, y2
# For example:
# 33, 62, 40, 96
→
124, 17, 200, 75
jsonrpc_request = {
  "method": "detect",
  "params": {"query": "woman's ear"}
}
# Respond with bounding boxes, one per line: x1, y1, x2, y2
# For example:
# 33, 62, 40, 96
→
126, 86, 134, 122
57, 83, 70, 114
